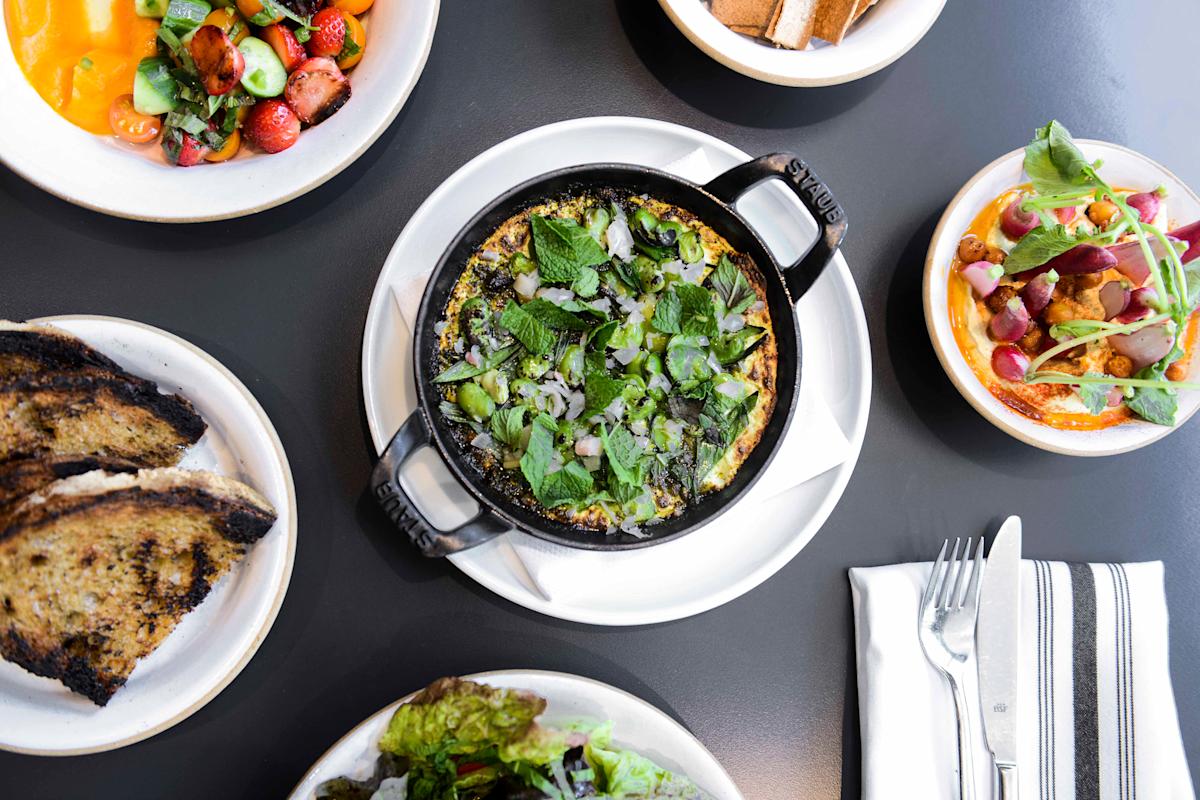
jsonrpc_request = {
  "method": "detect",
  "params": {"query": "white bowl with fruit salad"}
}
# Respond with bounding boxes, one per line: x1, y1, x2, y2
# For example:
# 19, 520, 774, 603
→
0, 0, 437, 220
924, 122, 1200, 456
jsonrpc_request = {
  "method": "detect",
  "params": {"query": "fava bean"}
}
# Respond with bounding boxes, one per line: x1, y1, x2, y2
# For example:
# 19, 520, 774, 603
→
479, 369, 509, 404
457, 382, 495, 421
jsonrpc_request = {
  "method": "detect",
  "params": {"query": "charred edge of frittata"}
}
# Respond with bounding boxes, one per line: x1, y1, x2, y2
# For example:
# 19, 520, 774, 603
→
0, 487, 277, 545
0, 370, 207, 443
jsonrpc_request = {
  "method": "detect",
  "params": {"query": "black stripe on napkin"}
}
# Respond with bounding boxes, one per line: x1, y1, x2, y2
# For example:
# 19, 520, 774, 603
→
1069, 563, 1100, 799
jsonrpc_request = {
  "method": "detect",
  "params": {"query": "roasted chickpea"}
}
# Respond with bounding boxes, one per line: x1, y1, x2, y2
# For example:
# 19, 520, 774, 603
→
957, 236, 987, 263
1167, 361, 1189, 382
985, 285, 1019, 315
1019, 325, 1043, 353
1087, 200, 1119, 227
1106, 355, 1134, 379
1043, 301, 1075, 326
1073, 272, 1104, 290
984, 245, 1007, 265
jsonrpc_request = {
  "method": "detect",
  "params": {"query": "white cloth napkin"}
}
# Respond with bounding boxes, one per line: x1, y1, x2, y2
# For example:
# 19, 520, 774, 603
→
391, 148, 850, 601
850, 559, 1195, 800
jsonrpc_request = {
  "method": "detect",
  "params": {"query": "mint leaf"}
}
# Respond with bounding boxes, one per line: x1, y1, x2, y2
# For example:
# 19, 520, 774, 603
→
1127, 385, 1177, 425
692, 441, 724, 494
609, 259, 641, 292
1076, 374, 1114, 415
1003, 224, 1085, 274
1024, 121, 1095, 196
710, 255, 755, 315
500, 301, 556, 355
1185, 262, 1200, 310
599, 423, 643, 487
434, 344, 520, 383
535, 460, 594, 507
651, 289, 682, 334
530, 215, 609, 284
489, 406, 526, 446
585, 371, 626, 414
675, 283, 719, 338
712, 326, 766, 365
665, 335, 715, 383
571, 267, 600, 298
519, 414, 558, 494
521, 298, 592, 331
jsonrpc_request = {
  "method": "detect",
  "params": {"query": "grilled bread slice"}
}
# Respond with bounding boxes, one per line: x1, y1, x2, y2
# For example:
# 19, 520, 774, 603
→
0, 370, 206, 467
0, 321, 130, 381
0, 455, 141, 509
0, 468, 277, 705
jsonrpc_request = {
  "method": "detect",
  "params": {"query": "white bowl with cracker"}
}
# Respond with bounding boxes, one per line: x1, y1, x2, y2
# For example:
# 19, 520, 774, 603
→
658, 0, 946, 86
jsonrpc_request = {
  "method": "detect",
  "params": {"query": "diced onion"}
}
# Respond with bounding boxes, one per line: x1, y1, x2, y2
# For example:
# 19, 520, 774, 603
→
718, 312, 745, 333
590, 297, 613, 314
582, 455, 602, 472
514, 270, 540, 300
606, 216, 634, 261
648, 373, 672, 393
630, 419, 649, 436
619, 517, 645, 536
452, 338, 465, 354
613, 347, 640, 365
605, 397, 626, 420
433, 321, 448, 335
470, 432, 493, 449
575, 435, 603, 457
480, 249, 500, 262
546, 452, 564, 474
537, 287, 576, 305
714, 380, 744, 398
565, 391, 585, 420
517, 381, 536, 398
633, 435, 651, 451
466, 345, 481, 366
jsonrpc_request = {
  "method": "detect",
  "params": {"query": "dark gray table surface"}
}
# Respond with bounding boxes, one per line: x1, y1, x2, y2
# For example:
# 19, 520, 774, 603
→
2, 1, 1198, 797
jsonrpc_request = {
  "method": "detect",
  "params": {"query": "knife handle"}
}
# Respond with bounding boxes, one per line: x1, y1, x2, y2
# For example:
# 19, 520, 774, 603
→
995, 762, 1018, 800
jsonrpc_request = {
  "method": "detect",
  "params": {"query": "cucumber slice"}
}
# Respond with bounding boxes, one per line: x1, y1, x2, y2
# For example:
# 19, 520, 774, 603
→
161, 0, 210, 36
237, 37, 287, 98
134, 0, 167, 17
133, 56, 179, 115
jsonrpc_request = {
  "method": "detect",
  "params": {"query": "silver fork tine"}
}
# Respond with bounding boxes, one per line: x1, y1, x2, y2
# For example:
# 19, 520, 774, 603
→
949, 537, 972, 609
963, 537, 985, 611
922, 539, 948, 610
937, 537, 962, 608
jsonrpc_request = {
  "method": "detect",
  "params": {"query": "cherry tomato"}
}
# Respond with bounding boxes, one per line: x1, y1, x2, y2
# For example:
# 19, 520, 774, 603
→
108, 94, 161, 144
336, 11, 365, 70
236, 0, 282, 25
205, 128, 241, 162
331, 0, 372, 16
201, 7, 250, 45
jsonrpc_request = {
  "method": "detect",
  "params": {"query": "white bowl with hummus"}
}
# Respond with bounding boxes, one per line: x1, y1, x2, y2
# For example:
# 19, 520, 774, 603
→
923, 138, 1200, 456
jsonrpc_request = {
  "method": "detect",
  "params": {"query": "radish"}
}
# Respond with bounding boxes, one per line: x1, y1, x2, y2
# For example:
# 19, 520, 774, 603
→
991, 345, 1030, 382
1020, 270, 1059, 316
990, 297, 1030, 342
959, 260, 1004, 297
1115, 287, 1157, 324
1000, 199, 1038, 240
1016, 244, 1116, 280
1126, 188, 1165, 222
1099, 281, 1131, 320
1109, 322, 1174, 371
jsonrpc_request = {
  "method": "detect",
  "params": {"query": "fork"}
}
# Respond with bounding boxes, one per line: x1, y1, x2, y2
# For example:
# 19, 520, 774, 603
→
919, 538, 986, 800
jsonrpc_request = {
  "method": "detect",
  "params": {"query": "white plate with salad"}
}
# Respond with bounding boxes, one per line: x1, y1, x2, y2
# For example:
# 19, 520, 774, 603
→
0, 0, 437, 221
287, 671, 743, 800
924, 122, 1200, 456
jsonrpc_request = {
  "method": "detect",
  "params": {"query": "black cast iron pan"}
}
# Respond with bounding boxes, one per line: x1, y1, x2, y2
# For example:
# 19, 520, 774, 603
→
370, 153, 846, 557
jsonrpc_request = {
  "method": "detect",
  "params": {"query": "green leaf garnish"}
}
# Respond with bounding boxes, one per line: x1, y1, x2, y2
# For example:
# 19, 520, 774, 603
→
489, 406, 526, 447
599, 423, 643, 487
535, 460, 594, 507
1076, 374, 1114, 415
1023, 120, 1095, 196
520, 298, 593, 331
675, 282, 719, 338
650, 289, 682, 334
709, 255, 755, 315
1003, 224, 1086, 274
499, 300, 556, 355
433, 344, 520, 383
530, 215, 609, 284
519, 413, 557, 495
571, 267, 600, 298
712, 326, 766, 364
584, 370, 626, 415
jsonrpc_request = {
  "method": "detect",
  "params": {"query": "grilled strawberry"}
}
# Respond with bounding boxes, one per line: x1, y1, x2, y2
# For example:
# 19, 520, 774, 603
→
163, 128, 209, 167
261, 23, 307, 72
188, 25, 245, 96
284, 57, 350, 125
242, 99, 301, 153
305, 7, 345, 58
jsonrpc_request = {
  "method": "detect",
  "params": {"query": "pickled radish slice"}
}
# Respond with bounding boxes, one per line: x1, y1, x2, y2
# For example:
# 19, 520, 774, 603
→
990, 297, 1030, 342
1099, 281, 1131, 320
959, 260, 1004, 297
991, 345, 1030, 382
1020, 270, 1059, 316
1000, 199, 1038, 240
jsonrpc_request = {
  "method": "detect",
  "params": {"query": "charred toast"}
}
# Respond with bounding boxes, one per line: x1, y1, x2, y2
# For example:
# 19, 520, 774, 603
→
0, 455, 142, 509
0, 321, 130, 381
0, 468, 277, 705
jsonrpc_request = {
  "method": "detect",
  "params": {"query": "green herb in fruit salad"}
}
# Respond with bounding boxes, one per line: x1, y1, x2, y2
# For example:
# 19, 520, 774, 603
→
316, 677, 709, 800
432, 191, 778, 535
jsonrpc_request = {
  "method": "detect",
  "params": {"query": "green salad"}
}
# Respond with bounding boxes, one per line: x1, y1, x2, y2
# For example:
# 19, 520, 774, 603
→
316, 677, 709, 800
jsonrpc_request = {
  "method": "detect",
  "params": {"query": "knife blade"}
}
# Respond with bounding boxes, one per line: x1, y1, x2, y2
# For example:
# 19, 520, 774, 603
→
977, 515, 1022, 798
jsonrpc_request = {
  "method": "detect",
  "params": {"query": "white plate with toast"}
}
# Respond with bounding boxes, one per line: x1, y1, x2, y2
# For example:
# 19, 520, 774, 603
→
287, 670, 744, 800
658, 0, 946, 86
0, 315, 296, 755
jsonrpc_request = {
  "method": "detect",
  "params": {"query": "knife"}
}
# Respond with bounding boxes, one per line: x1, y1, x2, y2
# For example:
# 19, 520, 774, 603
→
977, 516, 1022, 800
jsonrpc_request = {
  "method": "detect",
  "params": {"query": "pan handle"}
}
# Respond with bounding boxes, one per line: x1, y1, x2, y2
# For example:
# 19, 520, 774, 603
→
703, 153, 847, 301
370, 411, 509, 557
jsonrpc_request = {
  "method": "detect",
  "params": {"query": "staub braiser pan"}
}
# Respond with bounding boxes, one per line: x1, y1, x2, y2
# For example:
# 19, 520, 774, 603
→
371, 153, 846, 557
